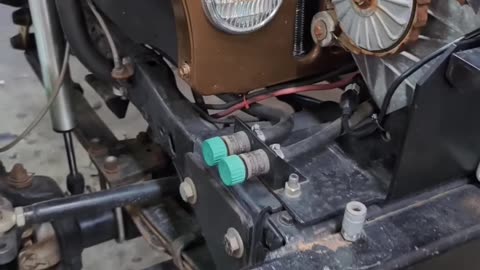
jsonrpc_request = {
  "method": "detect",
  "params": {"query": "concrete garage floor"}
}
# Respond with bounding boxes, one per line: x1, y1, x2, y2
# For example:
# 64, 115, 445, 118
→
0, 5, 169, 270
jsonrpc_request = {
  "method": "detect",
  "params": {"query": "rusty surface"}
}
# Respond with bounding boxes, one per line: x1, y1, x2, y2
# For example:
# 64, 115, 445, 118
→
297, 234, 350, 252
7, 164, 33, 189
18, 231, 61, 270
173, 0, 351, 95
333, 0, 431, 56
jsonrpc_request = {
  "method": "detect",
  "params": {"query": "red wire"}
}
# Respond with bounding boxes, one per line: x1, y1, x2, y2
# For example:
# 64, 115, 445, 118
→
212, 73, 358, 118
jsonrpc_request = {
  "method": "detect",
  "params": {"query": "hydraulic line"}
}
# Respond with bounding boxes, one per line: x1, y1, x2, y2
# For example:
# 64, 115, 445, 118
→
283, 102, 374, 160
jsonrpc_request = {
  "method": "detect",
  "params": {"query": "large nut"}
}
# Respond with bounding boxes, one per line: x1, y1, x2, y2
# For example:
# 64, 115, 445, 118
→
179, 177, 197, 204
224, 228, 244, 258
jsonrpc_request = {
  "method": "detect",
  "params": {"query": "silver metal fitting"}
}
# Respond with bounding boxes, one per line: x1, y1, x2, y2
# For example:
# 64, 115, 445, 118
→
0, 198, 16, 234
284, 173, 301, 198
224, 228, 244, 258
311, 11, 336, 47
14, 207, 25, 228
239, 150, 270, 179
270, 144, 285, 159
341, 201, 367, 242
179, 177, 197, 204
251, 124, 266, 142
221, 131, 251, 155
345, 83, 361, 94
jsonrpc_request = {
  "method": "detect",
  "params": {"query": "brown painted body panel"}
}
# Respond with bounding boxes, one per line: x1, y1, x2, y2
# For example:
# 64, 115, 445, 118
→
172, 0, 350, 95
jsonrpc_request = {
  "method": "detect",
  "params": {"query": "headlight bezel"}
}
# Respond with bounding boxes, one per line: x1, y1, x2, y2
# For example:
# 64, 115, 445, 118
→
201, 0, 284, 34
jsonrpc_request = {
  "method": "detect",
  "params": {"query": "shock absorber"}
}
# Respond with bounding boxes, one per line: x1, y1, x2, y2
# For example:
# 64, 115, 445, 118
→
28, 0, 84, 194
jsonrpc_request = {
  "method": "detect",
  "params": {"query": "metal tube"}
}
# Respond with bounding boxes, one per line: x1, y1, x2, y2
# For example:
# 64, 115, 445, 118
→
18, 177, 179, 227
29, 0, 75, 132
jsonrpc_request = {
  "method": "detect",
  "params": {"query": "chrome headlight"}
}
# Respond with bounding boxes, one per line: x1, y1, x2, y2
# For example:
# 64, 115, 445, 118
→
201, 0, 283, 34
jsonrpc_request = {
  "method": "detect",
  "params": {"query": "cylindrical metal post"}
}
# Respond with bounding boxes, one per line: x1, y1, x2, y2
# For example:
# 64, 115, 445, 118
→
17, 177, 179, 227
29, 0, 75, 132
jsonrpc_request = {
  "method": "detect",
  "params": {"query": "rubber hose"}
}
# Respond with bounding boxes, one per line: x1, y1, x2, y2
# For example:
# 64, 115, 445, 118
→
56, 0, 113, 82
246, 104, 294, 144
283, 102, 373, 160
219, 95, 294, 144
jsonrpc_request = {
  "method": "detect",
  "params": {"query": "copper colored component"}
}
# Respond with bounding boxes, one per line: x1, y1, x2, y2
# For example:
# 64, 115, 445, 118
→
353, 0, 375, 9
313, 22, 327, 42
87, 138, 108, 157
7, 164, 32, 189
335, 0, 431, 56
18, 227, 61, 270
171, 0, 351, 95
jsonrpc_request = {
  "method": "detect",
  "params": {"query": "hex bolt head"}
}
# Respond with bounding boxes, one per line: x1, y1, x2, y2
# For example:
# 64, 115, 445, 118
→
341, 201, 367, 242
224, 228, 244, 258
279, 212, 294, 226
104, 156, 119, 173
179, 177, 197, 204
284, 173, 301, 198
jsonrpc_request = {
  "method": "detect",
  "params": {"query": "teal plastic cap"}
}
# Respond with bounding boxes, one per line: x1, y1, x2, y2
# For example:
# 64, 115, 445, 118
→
202, 137, 228, 166
218, 155, 247, 186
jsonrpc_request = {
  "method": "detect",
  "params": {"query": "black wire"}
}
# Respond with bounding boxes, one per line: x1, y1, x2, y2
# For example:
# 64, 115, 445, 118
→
191, 104, 236, 124
378, 28, 480, 126
203, 64, 358, 110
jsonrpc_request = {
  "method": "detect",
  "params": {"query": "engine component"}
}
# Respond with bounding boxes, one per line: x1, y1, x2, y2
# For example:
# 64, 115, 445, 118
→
311, 11, 336, 47
202, 131, 252, 167
172, 0, 351, 95
332, 0, 430, 56
218, 149, 270, 186
349, 0, 480, 113
201, 0, 283, 34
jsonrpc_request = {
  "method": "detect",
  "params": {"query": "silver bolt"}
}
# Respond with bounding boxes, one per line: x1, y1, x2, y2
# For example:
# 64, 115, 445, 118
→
279, 212, 294, 226
224, 228, 244, 258
341, 201, 367, 242
179, 177, 197, 204
284, 173, 301, 198
270, 144, 285, 159
251, 124, 266, 142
